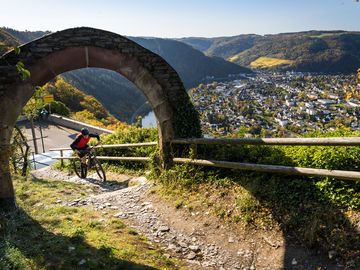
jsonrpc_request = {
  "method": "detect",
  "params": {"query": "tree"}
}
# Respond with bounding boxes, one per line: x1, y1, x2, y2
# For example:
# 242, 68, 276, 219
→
10, 126, 30, 176
135, 116, 142, 128
23, 86, 45, 118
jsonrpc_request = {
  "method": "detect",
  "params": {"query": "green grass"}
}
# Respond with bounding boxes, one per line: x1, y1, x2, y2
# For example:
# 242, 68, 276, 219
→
310, 33, 344, 38
0, 176, 183, 270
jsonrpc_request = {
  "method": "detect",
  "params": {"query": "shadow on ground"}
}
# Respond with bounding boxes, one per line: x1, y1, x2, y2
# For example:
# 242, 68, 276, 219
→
194, 144, 360, 269
236, 172, 359, 269
84, 176, 131, 191
0, 208, 158, 270
31, 172, 131, 193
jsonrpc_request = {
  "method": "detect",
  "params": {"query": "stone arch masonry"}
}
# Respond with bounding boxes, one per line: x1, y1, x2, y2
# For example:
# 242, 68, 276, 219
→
0, 27, 201, 210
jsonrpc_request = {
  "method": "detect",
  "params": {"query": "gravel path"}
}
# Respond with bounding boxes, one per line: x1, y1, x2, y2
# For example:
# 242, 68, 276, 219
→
31, 167, 340, 270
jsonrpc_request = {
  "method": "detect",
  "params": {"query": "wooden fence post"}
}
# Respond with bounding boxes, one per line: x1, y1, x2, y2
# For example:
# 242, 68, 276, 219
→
60, 150, 64, 168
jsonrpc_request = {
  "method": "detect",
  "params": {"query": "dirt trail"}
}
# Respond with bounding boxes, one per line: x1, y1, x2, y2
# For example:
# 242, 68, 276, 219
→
31, 167, 340, 270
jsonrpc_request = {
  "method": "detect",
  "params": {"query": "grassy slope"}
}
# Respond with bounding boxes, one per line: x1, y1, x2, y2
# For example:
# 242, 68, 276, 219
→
0, 176, 182, 270
249, 56, 295, 69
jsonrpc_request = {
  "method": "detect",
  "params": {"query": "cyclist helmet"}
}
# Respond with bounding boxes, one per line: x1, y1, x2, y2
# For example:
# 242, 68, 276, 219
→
81, 127, 89, 135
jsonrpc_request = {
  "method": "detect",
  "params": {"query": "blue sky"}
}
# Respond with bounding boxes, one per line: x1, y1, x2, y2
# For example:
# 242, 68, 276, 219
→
1, 0, 360, 37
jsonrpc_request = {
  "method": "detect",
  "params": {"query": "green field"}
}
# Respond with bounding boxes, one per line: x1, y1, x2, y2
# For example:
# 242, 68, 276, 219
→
250, 56, 295, 69
310, 32, 344, 38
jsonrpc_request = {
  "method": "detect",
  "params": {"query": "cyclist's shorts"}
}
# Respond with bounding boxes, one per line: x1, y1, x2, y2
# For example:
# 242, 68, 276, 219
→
77, 145, 90, 158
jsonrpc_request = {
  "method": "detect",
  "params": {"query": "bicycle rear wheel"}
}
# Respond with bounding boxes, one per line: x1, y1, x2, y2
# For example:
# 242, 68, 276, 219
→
93, 158, 106, 181
72, 158, 87, 178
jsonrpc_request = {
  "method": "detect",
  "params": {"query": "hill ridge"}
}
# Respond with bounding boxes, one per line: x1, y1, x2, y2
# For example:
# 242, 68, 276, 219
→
178, 30, 360, 73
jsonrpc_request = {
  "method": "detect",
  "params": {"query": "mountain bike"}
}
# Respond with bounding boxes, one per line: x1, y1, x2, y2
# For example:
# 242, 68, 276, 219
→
72, 146, 106, 181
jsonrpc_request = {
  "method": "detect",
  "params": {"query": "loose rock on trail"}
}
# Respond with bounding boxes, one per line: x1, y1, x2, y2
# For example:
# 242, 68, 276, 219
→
31, 167, 339, 270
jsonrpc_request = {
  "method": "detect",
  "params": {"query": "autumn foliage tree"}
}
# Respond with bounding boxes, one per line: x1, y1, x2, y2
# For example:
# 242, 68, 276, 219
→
43, 77, 121, 129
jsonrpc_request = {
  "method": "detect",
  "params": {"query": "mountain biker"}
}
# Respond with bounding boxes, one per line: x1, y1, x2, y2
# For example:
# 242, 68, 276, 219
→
70, 128, 100, 164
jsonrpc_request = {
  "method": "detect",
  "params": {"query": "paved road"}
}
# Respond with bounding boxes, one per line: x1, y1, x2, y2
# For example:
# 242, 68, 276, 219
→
18, 120, 79, 152
17, 120, 79, 169
29, 151, 73, 170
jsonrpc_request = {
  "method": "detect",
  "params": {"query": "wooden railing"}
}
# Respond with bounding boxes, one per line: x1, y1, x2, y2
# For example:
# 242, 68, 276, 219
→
172, 137, 360, 146
50, 137, 360, 181
171, 137, 360, 181
50, 142, 157, 166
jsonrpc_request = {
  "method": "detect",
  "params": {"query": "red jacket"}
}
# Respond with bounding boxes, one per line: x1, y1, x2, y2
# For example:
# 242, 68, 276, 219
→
70, 133, 100, 150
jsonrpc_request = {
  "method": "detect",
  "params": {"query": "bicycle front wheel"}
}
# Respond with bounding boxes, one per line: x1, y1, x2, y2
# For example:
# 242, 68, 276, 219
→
93, 158, 106, 181
72, 158, 87, 179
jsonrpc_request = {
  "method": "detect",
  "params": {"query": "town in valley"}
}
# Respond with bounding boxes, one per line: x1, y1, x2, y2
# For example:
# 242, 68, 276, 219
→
190, 71, 360, 136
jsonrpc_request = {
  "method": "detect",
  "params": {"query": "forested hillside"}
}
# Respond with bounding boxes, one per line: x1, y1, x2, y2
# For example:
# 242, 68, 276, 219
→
179, 31, 360, 73
62, 69, 147, 122
43, 77, 120, 128
129, 37, 250, 88
179, 34, 259, 59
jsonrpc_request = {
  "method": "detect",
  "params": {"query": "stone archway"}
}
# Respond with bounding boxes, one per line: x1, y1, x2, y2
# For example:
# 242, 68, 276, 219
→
0, 27, 201, 210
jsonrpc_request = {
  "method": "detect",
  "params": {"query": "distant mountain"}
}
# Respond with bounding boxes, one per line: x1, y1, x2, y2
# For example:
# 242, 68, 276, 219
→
128, 37, 251, 88
1, 27, 250, 122
179, 31, 360, 73
64, 37, 250, 121
174, 37, 215, 53
62, 68, 147, 122
1, 27, 51, 43
178, 34, 259, 59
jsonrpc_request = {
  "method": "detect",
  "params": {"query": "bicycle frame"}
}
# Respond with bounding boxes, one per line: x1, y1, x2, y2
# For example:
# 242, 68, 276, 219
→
72, 145, 106, 181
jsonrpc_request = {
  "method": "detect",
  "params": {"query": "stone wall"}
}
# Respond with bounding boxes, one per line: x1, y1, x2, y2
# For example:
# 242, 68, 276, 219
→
48, 114, 113, 135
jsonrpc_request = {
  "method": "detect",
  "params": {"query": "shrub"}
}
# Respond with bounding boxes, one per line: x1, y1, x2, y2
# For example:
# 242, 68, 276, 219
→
98, 126, 158, 170
44, 100, 70, 117
282, 129, 360, 209
196, 129, 360, 209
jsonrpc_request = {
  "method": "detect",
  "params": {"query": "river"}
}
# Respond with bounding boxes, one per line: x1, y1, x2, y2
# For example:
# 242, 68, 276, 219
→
141, 111, 157, 128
